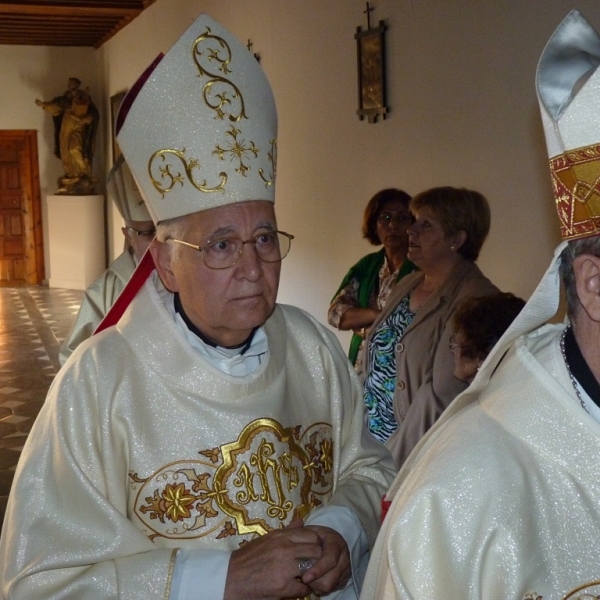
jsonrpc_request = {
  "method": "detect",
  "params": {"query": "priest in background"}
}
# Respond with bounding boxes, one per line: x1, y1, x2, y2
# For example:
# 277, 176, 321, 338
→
59, 154, 155, 364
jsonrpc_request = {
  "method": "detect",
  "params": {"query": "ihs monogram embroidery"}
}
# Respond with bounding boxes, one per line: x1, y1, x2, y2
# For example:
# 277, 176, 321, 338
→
129, 418, 333, 542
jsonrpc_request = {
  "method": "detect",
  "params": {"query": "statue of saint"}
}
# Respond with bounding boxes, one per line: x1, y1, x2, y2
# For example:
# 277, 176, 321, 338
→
36, 77, 99, 195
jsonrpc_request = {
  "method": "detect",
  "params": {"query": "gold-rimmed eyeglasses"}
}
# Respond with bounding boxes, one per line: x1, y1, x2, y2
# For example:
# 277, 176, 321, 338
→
169, 230, 294, 270
125, 226, 156, 238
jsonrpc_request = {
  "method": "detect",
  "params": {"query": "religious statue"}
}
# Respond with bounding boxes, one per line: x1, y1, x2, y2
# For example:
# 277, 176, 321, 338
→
35, 77, 99, 195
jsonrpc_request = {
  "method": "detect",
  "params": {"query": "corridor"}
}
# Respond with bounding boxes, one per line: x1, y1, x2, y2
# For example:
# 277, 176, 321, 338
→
0, 286, 82, 531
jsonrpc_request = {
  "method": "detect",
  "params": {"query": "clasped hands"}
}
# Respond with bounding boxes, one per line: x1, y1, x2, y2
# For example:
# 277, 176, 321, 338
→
224, 519, 351, 600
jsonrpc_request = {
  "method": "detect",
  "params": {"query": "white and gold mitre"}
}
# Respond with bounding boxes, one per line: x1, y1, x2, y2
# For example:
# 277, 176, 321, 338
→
537, 9, 600, 240
116, 14, 277, 224
106, 154, 152, 222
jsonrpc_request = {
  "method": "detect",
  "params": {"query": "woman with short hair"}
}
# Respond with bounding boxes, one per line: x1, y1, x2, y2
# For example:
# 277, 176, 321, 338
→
450, 292, 526, 384
328, 188, 417, 367
361, 186, 499, 467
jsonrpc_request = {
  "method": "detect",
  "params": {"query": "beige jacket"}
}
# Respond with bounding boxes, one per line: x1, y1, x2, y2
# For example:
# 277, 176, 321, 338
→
360, 259, 498, 467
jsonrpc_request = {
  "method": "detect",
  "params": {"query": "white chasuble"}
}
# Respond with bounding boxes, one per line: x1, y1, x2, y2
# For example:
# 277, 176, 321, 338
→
1, 278, 394, 599
361, 324, 600, 600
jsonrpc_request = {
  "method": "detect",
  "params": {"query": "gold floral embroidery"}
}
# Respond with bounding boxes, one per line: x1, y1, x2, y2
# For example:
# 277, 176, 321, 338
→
148, 148, 226, 198
130, 419, 333, 542
216, 520, 237, 539
192, 27, 247, 122
304, 430, 332, 487
258, 139, 277, 187
164, 483, 196, 522
213, 125, 258, 176
199, 447, 221, 464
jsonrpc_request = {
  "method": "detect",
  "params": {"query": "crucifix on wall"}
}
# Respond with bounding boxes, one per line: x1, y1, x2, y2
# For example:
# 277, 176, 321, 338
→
355, 2, 388, 123
247, 39, 261, 62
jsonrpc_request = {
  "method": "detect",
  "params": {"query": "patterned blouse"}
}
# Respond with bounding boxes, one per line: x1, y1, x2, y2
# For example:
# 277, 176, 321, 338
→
363, 293, 415, 443
329, 259, 400, 371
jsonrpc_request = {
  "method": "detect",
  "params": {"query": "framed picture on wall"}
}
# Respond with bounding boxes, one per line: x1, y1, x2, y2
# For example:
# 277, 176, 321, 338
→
110, 90, 127, 162
355, 19, 388, 123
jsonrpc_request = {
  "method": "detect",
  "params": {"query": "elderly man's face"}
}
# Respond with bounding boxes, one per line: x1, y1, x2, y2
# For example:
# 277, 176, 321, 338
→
153, 200, 280, 348
122, 220, 156, 262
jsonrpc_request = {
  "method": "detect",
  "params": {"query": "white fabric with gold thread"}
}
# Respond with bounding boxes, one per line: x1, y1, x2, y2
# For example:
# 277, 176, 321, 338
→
117, 14, 277, 223
360, 324, 600, 599
58, 247, 137, 365
537, 9, 600, 240
1, 277, 394, 599
107, 154, 152, 222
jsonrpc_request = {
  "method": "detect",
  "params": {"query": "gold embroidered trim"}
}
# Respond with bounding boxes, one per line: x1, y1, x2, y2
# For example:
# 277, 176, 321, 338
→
563, 580, 600, 599
258, 139, 277, 187
192, 26, 247, 122
148, 148, 226, 198
130, 419, 333, 542
214, 418, 313, 536
550, 143, 600, 240
213, 125, 258, 176
131, 459, 231, 540
162, 548, 178, 600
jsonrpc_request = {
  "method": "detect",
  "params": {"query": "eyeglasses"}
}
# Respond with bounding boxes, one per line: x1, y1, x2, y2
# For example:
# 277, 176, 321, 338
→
377, 213, 413, 226
449, 335, 465, 351
169, 230, 294, 270
126, 226, 156, 238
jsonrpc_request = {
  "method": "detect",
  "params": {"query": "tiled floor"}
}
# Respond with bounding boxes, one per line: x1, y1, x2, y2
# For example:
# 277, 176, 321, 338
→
0, 286, 83, 532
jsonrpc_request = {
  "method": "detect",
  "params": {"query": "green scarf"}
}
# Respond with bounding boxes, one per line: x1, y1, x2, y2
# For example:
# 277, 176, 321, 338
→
332, 248, 416, 365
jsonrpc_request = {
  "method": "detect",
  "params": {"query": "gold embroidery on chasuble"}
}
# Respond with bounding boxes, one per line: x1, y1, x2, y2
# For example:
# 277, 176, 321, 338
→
129, 419, 334, 543
562, 581, 600, 599
550, 143, 600, 239
521, 582, 600, 600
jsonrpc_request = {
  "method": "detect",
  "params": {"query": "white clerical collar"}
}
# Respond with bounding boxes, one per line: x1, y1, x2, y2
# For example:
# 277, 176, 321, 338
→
160, 286, 268, 376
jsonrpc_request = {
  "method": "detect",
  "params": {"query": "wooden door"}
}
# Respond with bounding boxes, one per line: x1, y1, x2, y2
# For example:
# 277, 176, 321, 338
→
0, 131, 44, 285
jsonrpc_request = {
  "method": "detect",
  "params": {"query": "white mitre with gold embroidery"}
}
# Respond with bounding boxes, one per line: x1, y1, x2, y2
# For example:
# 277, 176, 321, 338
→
537, 9, 600, 241
116, 14, 277, 224
106, 154, 152, 222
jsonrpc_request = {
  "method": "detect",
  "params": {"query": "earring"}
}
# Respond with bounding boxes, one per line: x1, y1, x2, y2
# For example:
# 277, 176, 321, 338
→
450, 245, 455, 251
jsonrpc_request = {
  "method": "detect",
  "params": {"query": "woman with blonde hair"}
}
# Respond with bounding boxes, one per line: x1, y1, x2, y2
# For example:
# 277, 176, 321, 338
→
361, 186, 499, 467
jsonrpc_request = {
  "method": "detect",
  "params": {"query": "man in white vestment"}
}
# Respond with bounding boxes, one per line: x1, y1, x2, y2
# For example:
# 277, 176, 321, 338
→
0, 15, 395, 600
59, 154, 155, 364
360, 10, 600, 600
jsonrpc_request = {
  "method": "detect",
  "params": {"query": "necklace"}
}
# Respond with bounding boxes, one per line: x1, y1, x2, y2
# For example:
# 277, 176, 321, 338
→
560, 326, 589, 413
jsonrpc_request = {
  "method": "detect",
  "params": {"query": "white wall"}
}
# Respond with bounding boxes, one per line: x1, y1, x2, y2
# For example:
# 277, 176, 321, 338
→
0, 44, 102, 276
4, 1, 599, 350
97, 0, 600, 349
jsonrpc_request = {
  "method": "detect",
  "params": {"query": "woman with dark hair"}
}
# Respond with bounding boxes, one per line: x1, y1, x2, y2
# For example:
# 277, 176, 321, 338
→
450, 292, 526, 384
361, 186, 499, 467
328, 188, 416, 366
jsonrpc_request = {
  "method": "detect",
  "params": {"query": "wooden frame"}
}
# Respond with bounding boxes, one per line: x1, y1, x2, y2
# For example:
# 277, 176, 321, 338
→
355, 19, 388, 123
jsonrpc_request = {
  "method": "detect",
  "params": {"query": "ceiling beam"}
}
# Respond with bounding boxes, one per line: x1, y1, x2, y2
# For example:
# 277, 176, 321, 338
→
0, 4, 139, 17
